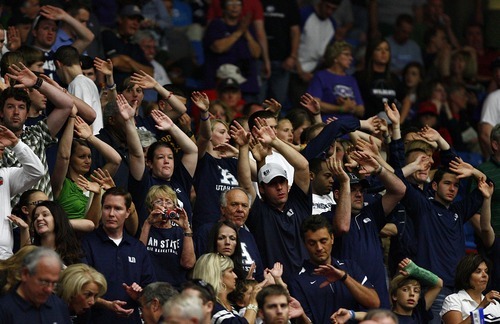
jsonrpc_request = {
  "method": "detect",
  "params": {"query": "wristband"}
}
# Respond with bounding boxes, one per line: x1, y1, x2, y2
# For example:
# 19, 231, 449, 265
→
349, 310, 355, 320
201, 114, 210, 121
340, 271, 348, 282
246, 304, 258, 313
312, 111, 321, 116
373, 165, 383, 175
184, 231, 193, 237
106, 83, 116, 90
32, 77, 43, 90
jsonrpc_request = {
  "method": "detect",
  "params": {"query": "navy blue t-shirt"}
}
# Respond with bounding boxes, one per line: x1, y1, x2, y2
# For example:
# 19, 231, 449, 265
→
289, 258, 374, 324
144, 225, 189, 289
395, 297, 433, 324
192, 154, 239, 230
129, 163, 194, 227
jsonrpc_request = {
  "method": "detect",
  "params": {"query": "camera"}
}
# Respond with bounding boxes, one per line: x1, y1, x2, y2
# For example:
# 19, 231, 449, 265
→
162, 209, 180, 220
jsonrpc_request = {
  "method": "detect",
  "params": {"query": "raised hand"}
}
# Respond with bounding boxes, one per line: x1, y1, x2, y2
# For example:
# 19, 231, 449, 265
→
94, 57, 113, 76
130, 70, 156, 89
249, 135, 269, 162
477, 177, 494, 199
74, 116, 93, 140
115, 94, 135, 121
7, 215, 28, 230
263, 98, 282, 114
350, 151, 380, 175
40, 5, 69, 21
77, 174, 101, 194
0, 125, 19, 148
269, 262, 284, 279
39, 74, 65, 92
191, 91, 209, 112
398, 258, 412, 277
6, 26, 21, 52
230, 120, 250, 147
6, 63, 38, 88
151, 109, 174, 131
300, 93, 320, 116
288, 297, 305, 319
326, 145, 349, 183
448, 157, 474, 179
384, 102, 400, 126
355, 137, 380, 158
253, 117, 276, 145
90, 168, 116, 190
418, 125, 441, 142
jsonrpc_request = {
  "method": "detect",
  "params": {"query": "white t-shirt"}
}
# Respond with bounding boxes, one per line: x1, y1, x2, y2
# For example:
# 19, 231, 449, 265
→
481, 89, 500, 127
312, 192, 336, 215
440, 289, 500, 323
68, 74, 103, 134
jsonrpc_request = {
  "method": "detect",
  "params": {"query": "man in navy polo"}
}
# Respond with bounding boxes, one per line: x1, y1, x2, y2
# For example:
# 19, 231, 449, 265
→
289, 215, 380, 324
332, 154, 406, 309
0, 247, 70, 324
81, 187, 156, 324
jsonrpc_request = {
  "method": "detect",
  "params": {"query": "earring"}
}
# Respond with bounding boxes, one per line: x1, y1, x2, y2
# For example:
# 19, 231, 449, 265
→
221, 283, 227, 292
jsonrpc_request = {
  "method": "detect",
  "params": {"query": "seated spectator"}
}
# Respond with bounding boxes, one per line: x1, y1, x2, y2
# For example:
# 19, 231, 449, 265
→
398, 62, 424, 124
163, 294, 206, 323
139, 185, 195, 289
139, 282, 179, 324
207, 221, 246, 279
441, 254, 500, 323
0, 247, 70, 323
0, 245, 38, 296
181, 279, 216, 323
192, 253, 264, 323
32, 201, 83, 266
56, 263, 107, 321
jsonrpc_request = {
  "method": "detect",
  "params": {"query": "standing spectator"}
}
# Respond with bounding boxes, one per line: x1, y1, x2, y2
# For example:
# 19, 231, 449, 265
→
0, 126, 43, 260
258, 0, 300, 106
101, 5, 153, 88
479, 61, 500, 159
81, 187, 156, 324
355, 38, 400, 118
203, 0, 261, 101
386, 14, 423, 77
289, 215, 380, 323
290, 0, 339, 107
308, 41, 364, 120
51, 2, 95, 54
0, 247, 70, 323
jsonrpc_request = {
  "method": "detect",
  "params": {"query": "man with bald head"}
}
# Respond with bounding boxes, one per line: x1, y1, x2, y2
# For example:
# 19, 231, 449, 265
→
194, 187, 264, 279
0, 247, 70, 323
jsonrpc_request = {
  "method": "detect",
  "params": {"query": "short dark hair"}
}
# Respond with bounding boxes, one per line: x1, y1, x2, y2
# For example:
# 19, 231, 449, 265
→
54, 45, 80, 66
309, 158, 327, 174
0, 87, 31, 111
455, 254, 491, 291
248, 110, 277, 132
431, 168, 457, 186
300, 214, 332, 241
80, 55, 94, 70
146, 141, 174, 163
256, 284, 290, 310
101, 187, 132, 209
396, 14, 414, 27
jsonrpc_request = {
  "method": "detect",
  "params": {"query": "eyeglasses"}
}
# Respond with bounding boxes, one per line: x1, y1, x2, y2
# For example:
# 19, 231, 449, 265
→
36, 278, 58, 289
152, 198, 174, 207
28, 200, 45, 206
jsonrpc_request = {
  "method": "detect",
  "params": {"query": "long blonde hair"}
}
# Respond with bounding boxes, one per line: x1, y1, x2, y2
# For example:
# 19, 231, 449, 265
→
192, 253, 234, 296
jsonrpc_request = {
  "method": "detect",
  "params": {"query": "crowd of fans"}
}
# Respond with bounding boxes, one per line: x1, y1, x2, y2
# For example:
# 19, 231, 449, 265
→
0, 0, 499, 323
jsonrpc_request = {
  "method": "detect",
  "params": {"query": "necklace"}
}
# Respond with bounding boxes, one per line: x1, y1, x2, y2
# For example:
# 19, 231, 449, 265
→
217, 297, 233, 311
